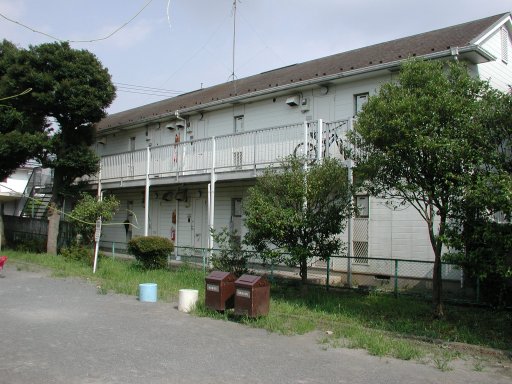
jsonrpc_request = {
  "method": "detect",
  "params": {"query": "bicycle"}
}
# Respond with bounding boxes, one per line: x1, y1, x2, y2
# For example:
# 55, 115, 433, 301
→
293, 120, 348, 164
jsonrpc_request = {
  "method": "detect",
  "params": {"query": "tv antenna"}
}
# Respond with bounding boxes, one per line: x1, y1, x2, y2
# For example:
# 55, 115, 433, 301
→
228, 0, 240, 84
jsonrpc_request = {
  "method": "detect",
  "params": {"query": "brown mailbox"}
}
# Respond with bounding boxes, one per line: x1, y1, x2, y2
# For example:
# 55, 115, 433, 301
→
205, 271, 236, 311
234, 274, 270, 317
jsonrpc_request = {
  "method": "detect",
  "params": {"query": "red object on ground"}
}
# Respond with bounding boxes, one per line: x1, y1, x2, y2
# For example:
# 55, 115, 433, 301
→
0, 256, 8, 272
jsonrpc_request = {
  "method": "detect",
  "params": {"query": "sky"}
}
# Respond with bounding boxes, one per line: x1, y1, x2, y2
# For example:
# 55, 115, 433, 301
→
0, 0, 509, 115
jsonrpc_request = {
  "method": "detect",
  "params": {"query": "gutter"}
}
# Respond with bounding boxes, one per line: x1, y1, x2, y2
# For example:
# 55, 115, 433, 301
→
98, 45, 495, 135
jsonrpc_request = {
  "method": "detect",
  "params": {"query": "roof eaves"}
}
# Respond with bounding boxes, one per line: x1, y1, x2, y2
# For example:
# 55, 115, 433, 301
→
471, 12, 511, 45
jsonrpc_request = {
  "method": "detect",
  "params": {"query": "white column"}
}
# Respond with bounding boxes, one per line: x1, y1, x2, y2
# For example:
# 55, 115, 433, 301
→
97, 165, 102, 198
317, 119, 323, 162
303, 121, 308, 170
144, 146, 151, 237
346, 118, 354, 287
208, 137, 216, 252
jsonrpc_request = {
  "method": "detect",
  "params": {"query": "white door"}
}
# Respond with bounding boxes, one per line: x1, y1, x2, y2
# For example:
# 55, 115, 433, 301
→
192, 198, 207, 249
149, 198, 160, 236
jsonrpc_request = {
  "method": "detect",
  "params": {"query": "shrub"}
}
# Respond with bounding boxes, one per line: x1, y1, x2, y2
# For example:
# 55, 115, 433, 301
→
70, 193, 120, 244
13, 236, 46, 253
211, 228, 250, 277
60, 244, 101, 266
127, 236, 174, 269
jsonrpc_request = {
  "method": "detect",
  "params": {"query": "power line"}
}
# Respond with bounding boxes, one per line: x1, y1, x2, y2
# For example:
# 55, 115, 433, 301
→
114, 82, 183, 94
115, 88, 179, 98
115, 82, 183, 98
0, 0, 154, 43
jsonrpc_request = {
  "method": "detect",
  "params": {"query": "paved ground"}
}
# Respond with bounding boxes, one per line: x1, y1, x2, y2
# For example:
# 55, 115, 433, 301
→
0, 265, 511, 384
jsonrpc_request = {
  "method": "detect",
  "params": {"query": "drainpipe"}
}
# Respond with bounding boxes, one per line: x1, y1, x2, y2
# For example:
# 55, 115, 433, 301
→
144, 146, 151, 236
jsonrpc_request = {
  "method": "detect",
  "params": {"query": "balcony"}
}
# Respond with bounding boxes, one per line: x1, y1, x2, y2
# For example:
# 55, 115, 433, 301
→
94, 119, 353, 187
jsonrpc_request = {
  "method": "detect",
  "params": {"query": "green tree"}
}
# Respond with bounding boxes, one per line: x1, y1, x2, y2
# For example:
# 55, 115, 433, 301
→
443, 91, 512, 307
69, 193, 120, 244
0, 40, 116, 253
244, 156, 353, 287
351, 59, 510, 317
0, 39, 48, 180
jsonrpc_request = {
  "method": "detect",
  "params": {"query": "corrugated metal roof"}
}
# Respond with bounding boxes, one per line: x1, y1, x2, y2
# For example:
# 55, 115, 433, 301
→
97, 12, 508, 131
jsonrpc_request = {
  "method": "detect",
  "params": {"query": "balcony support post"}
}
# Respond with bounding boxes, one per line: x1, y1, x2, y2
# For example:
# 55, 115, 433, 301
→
144, 147, 151, 237
317, 119, 323, 162
208, 137, 216, 259
346, 118, 354, 287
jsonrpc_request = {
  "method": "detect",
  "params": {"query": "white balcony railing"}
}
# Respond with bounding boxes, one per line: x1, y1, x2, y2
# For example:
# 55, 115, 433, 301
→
97, 119, 352, 182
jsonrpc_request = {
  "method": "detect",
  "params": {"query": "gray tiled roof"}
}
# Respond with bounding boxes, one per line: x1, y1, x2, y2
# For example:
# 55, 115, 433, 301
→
97, 12, 508, 131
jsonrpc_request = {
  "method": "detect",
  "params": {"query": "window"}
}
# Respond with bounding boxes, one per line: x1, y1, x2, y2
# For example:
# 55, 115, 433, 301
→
354, 93, 369, 116
355, 195, 369, 218
231, 198, 242, 244
129, 137, 136, 151
234, 115, 244, 133
501, 27, 509, 64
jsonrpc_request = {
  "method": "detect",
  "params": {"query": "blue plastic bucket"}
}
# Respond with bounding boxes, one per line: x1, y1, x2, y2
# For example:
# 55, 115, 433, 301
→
139, 283, 157, 302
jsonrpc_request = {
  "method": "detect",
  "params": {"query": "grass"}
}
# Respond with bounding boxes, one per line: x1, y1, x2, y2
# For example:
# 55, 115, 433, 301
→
6, 250, 512, 366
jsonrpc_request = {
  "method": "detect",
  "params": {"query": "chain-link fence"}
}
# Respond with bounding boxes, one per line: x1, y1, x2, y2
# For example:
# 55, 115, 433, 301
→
94, 241, 484, 304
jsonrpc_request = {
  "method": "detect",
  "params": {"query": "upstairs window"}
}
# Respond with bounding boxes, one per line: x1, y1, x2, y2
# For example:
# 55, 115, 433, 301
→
354, 93, 369, 116
234, 115, 244, 133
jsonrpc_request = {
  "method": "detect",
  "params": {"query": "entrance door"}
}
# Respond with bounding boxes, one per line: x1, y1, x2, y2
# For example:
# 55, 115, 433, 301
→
192, 198, 207, 250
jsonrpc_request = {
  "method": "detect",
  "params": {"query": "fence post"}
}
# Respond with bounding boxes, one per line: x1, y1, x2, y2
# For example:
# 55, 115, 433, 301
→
326, 256, 330, 291
202, 248, 206, 274
394, 259, 399, 298
112, 241, 115, 259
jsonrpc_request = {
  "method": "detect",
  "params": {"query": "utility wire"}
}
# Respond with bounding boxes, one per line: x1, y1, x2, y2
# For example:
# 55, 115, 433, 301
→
115, 83, 183, 98
114, 82, 182, 94
0, 0, 154, 43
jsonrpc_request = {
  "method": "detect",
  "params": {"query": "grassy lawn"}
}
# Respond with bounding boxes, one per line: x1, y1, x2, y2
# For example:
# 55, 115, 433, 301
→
6, 250, 512, 366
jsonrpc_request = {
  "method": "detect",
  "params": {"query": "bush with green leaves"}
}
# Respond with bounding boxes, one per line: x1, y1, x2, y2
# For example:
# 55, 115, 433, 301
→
70, 193, 120, 244
60, 244, 102, 266
211, 227, 250, 277
127, 236, 174, 269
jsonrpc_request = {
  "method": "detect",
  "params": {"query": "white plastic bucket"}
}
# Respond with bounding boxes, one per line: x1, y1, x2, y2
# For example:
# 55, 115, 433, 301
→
139, 283, 157, 302
178, 289, 199, 312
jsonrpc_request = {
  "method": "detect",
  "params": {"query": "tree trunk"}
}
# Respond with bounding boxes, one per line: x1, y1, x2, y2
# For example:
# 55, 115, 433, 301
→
46, 169, 64, 255
299, 258, 308, 295
427, 210, 446, 319
432, 249, 444, 318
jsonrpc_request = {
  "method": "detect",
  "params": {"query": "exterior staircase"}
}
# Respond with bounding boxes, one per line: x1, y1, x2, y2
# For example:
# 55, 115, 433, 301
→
15, 168, 54, 219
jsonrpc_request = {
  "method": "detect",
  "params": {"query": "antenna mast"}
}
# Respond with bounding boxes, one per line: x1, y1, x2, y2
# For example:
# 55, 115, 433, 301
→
229, 0, 238, 83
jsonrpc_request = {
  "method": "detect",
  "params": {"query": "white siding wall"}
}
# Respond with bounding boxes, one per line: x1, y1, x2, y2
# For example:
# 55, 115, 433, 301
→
477, 27, 512, 92
96, 31, 512, 263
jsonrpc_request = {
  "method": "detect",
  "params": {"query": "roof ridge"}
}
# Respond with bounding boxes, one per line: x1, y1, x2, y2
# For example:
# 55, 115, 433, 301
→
99, 12, 509, 129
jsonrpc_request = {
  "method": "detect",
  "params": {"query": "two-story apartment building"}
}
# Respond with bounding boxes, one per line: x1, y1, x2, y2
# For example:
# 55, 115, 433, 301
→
90, 13, 512, 277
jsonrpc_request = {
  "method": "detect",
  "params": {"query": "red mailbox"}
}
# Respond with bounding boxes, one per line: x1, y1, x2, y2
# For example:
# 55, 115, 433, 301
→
234, 274, 270, 317
205, 271, 236, 311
